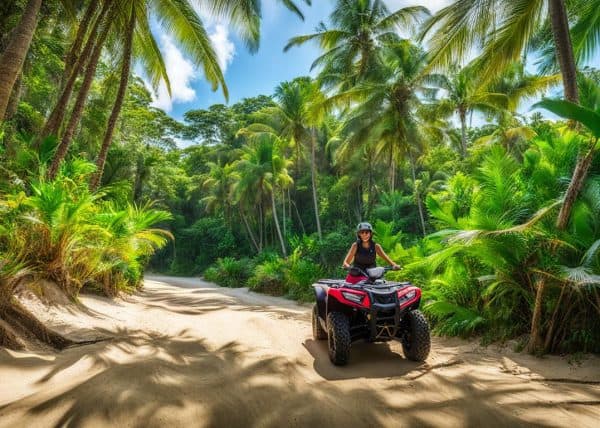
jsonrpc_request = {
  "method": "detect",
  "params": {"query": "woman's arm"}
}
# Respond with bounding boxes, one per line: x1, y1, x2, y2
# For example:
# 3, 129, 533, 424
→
375, 244, 400, 269
342, 242, 357, 268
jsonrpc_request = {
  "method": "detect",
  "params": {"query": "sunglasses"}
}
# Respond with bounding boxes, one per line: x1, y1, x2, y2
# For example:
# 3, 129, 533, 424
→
358, 230, 371, 235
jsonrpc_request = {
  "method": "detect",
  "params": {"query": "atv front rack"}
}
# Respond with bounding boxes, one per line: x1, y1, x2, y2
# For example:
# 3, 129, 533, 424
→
315, 278, 413, 289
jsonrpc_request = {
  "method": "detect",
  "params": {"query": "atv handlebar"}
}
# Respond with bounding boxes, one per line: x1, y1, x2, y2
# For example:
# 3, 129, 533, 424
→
343, 265, 400, 276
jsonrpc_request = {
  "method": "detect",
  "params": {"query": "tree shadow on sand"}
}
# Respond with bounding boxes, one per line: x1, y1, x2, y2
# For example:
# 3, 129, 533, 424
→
2, 328, 597, 427
0, 328, 392, 428
303, 338, 424, 380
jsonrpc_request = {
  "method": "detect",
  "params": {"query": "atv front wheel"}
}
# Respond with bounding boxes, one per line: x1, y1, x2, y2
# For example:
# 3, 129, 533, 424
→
312, 304, 327, 340
401, 310, 431, 361
327, 311, 351, 365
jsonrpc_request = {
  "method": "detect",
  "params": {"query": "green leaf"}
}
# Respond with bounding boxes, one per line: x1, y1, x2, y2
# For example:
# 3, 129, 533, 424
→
533, 98, 600, 137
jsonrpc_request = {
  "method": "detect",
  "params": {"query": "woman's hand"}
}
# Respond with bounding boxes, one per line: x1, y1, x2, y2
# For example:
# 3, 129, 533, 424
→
342, 262, 351, 269
392, 263, 401, 270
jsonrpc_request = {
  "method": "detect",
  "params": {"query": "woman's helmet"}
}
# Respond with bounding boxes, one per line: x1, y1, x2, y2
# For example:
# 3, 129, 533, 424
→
356, 222, 373, 234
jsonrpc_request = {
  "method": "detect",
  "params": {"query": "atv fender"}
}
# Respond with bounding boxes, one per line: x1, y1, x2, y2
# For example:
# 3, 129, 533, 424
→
314, 285, 327, 319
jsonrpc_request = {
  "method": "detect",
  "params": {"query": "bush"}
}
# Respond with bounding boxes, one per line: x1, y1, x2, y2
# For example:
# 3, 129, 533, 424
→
248, 258, 286, 294
285, 257, 325, 301
203, 257, 252, 288
318, 231, 351, 267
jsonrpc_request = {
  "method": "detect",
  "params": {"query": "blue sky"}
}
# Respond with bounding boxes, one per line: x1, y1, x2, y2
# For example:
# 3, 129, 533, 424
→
148, 0, 452, 121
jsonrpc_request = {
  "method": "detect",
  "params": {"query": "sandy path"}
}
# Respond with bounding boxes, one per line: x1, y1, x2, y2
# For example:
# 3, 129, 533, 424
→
0, 275, 599, 427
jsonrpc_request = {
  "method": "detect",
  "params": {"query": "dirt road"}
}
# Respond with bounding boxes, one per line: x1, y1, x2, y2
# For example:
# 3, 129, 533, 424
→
0, 276, 599, 427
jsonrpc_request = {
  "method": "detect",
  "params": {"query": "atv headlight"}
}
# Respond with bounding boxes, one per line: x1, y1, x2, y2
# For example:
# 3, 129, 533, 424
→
342, 291, 365, 304
398, 290, 416, 303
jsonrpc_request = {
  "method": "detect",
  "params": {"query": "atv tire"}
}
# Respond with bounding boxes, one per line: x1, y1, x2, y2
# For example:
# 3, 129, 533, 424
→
327, 311, 351, 365
401, 310, 431, 362
312, 304, 327, 340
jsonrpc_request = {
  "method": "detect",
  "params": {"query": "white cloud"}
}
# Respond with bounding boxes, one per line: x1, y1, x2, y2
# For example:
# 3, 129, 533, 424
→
384, 0, 452, 13
150, 23, 235, 112
151, 34, 196, 112
210, 24, 235, 71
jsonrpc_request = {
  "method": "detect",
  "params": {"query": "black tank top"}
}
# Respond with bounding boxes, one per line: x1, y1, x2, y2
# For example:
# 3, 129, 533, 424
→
353, 239, 376, 270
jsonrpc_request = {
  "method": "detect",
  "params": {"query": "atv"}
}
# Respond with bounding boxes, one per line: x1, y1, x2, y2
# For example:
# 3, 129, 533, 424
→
312, 266, 431, 365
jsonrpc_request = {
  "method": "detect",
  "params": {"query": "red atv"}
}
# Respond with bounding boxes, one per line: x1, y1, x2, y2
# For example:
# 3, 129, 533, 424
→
312, 266, 430, 365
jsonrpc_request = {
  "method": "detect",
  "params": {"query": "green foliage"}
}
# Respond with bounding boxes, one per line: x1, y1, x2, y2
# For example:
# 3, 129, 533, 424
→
285, 248, 326, 301
248, 258, 287, 294
169, 217, 239, 274
205, 257, 253, 288
0, 160, 172, 298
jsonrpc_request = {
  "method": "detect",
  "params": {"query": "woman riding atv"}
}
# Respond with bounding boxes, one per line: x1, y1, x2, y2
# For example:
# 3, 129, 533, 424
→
342, 222, 400, 284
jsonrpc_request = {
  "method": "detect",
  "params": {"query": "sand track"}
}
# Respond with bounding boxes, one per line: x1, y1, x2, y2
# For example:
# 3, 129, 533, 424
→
0, 276, 598, 427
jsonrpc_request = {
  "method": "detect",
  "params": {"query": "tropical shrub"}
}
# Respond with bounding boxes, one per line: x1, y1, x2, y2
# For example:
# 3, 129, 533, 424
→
248, 257, 287, 294
204, 257, 253, 288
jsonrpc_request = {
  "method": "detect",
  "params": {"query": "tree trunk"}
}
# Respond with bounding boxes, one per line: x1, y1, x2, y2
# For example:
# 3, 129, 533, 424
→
258, 200, 264, 250
389, 150, 396, 192
310, 129, 322, 240
271, 192, 287, 257
0, 301, 73, 350
47, 16, 111, 180
291, 199, 306, 235
525, 0, 585, 355
459, 108, 468, 158
281, 188, 286, 240
63, 0, 99, 80
240, 209, 260, 253
133, 154, 145, 202
525, 277, 547, 354
0, 0, 41, 120
556, 139, 597, 229
90, 9, 135, 192
409, 152, 427, 236
40, 0, 108, 141
2, 71, 22, 157
548, 0, 579, 104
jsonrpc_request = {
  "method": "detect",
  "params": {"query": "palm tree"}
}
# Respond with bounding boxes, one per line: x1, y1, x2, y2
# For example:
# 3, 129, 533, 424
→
234, 134, 292, 256
264, 77, 324, 239
40, 0, 109, 142
90, 3, 137, 191
86, 0, 312, 190
429, 64, 508, 157
48, 0, 237, 180
285, 0, 428, 89
329, 40, 434, 235
0, 0, 42, 120
421, 0, 599, 354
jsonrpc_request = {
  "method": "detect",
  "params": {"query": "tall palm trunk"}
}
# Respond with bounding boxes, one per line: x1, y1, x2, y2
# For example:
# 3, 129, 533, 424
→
0, 0, 41, 120
41, 0, 108, 141
409, 151, 427, 236
271, 192, 287, 257
90, 9, 135, 191
240, 209, 260, 253
389, 150, 396, 192
527, 0, 582, 355
47, 15, 111, 180
63, 0, 99, 80
458, 108, 468, 158
2, 72, 22, 157
281, 188, 286, 240
310, 129, 322, 240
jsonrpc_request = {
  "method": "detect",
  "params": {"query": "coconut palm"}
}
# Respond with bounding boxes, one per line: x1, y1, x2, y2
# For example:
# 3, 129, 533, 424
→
234, 134, 292, 256
429, 64, 509, 157
256, 77, 324, 239
0, 0, 43, 120
329, 40, 435, 234
285, 0, 428, 89
421, 0, 600, 353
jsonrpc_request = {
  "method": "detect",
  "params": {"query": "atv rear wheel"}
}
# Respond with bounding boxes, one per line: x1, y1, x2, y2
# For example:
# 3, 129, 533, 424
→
312, 304, 327, 340
327, 311, 351, 365
401, 310, 430, 362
